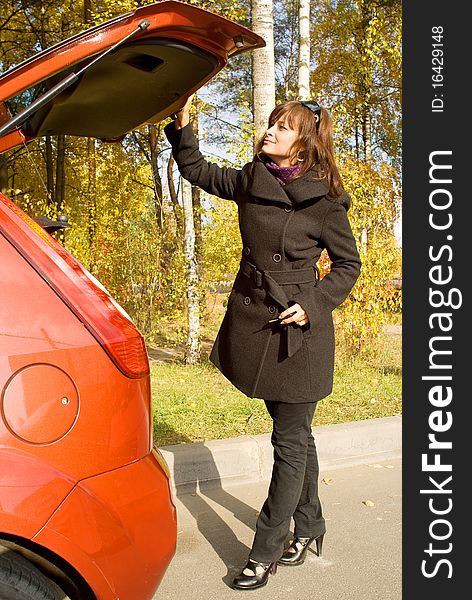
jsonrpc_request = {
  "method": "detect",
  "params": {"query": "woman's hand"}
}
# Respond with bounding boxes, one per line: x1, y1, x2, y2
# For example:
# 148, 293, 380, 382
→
174, 94, 195, 129
279, 303, 309, 327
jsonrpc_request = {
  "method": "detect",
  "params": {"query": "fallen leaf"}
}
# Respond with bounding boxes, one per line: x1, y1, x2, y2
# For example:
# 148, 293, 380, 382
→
363, 500, 375, 507
322, 477, 334, 485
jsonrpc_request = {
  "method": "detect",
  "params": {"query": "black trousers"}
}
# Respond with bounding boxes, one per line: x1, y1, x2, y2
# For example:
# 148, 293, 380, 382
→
249, 400, 326, 563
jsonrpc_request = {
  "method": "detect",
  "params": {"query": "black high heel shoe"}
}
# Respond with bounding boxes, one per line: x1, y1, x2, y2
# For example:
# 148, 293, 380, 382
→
232, 558, 277, 590
277, 534, 324, 566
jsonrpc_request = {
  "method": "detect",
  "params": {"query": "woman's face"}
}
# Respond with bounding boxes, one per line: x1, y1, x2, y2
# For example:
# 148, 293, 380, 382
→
262, 116, 299, 167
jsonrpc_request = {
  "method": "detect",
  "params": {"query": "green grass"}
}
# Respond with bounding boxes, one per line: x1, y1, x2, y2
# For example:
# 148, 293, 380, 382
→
150, 330, 401, 447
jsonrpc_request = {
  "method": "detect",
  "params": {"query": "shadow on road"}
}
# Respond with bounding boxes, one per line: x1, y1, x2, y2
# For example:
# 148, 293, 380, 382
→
161, 428, 260, 587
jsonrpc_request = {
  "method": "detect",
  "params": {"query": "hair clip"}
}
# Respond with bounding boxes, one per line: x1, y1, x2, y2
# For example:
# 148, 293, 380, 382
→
300, 100, 321, 122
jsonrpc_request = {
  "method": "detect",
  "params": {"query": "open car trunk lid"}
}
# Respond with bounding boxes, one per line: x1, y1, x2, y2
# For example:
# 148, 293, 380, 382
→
0, 0, 264, 152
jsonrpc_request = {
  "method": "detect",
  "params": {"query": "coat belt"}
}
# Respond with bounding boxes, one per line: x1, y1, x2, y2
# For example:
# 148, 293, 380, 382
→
240, 258, 318, 358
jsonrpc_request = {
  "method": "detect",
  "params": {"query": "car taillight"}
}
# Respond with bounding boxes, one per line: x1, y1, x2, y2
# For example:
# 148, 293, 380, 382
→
0, 194, 149, 379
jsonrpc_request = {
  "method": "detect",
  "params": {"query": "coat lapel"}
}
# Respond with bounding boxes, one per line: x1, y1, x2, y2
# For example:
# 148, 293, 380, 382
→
284, 173, 329, 204
248, 162, 292, 206
248, 161, 329, 207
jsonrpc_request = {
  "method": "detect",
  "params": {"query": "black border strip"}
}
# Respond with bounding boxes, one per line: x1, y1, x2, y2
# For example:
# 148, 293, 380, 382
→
403, 3, 466, 597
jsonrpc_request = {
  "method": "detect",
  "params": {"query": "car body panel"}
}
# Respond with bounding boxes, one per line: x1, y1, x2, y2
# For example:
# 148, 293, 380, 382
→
0, 449, 76, 539
0, 197, 152, 482
0, 0, 265, 152
33, 450, 177, 600
1, 193, 174, 599
22, 38, 219, 140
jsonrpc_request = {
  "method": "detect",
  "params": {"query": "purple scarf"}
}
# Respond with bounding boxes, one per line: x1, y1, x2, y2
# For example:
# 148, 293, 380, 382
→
264, 159, 303, 186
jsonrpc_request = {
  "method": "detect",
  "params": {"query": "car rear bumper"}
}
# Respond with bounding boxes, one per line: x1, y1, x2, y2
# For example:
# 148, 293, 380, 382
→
33, 448, 177, 600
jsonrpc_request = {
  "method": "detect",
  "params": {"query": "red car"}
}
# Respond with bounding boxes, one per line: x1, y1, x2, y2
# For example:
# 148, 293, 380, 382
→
0, 2, 264, 599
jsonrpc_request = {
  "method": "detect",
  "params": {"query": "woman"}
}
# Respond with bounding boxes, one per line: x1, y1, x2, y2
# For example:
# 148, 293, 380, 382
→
164, 96, 361, 590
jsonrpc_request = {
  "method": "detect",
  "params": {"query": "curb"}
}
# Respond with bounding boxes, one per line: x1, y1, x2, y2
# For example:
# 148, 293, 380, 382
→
159, 416, 402, 495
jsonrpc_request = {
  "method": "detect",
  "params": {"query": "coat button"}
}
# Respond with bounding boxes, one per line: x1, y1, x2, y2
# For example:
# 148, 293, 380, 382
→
268, 305, 276, 314
284, 206, 293, 213
244, 246, 251, 256
272, 253, 282, 263
243, 296, 251, 305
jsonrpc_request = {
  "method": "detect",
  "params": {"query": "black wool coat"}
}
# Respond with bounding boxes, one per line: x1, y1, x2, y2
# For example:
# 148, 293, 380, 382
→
165, 122, 361, 403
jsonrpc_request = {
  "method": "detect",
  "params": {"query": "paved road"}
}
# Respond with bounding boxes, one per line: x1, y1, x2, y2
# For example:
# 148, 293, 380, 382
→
155, 457, 401, 600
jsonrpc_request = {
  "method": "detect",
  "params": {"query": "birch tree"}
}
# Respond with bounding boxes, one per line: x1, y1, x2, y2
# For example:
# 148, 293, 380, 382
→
251, 0, 276, 143
181, 177, 201, 364
297, 0, 311, 100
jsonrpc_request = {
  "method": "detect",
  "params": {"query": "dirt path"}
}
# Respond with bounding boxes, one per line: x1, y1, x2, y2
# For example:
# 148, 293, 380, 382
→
147, 337, 214, 363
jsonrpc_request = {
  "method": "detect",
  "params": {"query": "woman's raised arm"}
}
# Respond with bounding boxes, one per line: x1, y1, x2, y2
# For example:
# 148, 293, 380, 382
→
164, 94, 242, 202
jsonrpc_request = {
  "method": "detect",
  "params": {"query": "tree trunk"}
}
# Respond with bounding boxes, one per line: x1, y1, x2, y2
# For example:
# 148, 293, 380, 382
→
297, 0, 311, 100
44, 135, 55, 207
192, 186, 202, 261
190, 109, 202, 266
84, 0, 94, 252
0, 153, 8, 195
87, 137, 97, 269
149, 124, 164, 229
52, 17, 68, 223
358, 0, 373, 163
181, 177, 201, 364
362, 110, 372, 161
354, 108, 360, 161
166, 154, 183, 233
84, 0, 92, 22
251, 0, 275, 145
54, 134, 66, 215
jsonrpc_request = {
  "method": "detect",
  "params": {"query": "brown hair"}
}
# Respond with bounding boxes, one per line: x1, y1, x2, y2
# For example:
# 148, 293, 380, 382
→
254, 101, 344, 198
